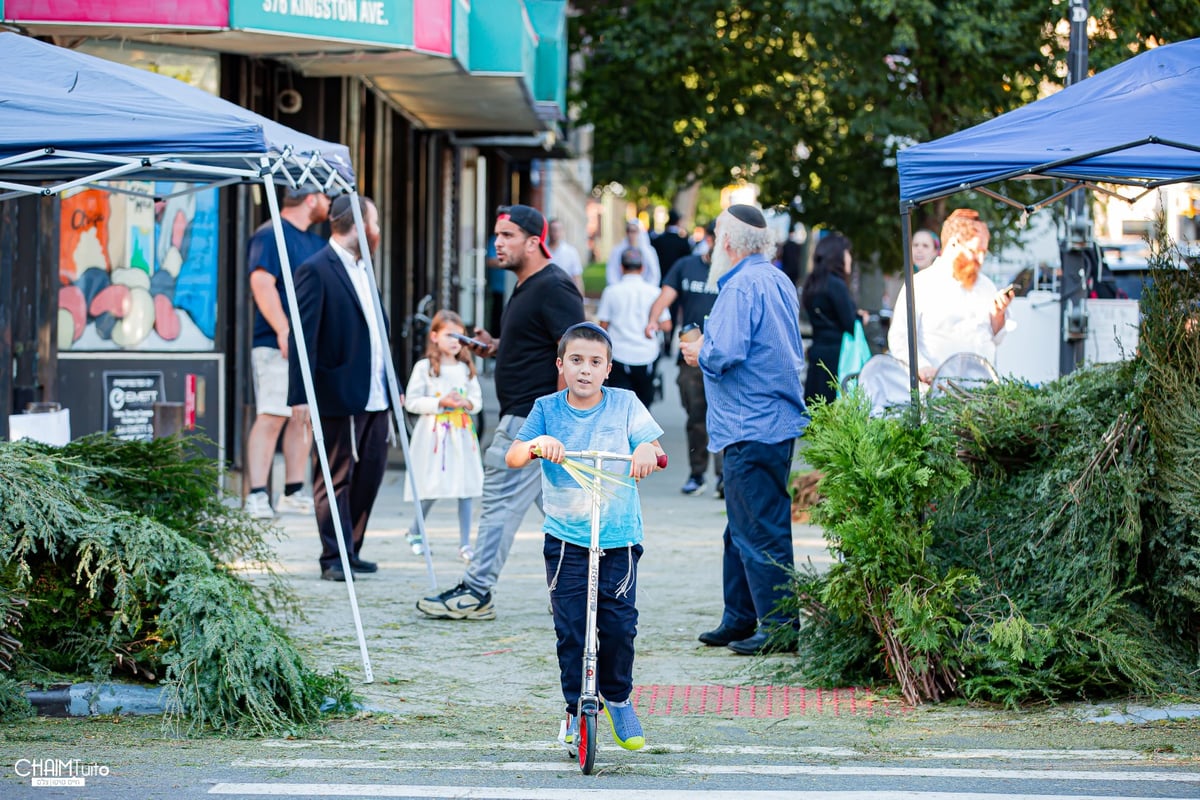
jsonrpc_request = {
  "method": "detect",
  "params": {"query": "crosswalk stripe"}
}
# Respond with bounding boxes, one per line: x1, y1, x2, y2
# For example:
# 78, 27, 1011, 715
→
256, 740, 1180, 761
230, 758, 1200, 782
208, 786, 1194, 799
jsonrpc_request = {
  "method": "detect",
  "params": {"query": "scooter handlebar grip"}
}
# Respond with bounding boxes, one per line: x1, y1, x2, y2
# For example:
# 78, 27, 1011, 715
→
529, 446, 540, 459
656, 453, 668, 469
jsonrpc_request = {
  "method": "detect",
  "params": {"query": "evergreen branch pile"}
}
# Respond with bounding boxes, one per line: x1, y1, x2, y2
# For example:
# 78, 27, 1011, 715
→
785, 233, 1200, 705
799, 391, 973, 705
0, 434, 350, 735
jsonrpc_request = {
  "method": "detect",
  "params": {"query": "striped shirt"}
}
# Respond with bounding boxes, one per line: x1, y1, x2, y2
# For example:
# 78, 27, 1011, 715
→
699, 253, 808, 451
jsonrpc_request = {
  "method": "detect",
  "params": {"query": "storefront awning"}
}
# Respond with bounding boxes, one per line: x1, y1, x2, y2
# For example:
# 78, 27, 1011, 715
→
6, 0, 568, 134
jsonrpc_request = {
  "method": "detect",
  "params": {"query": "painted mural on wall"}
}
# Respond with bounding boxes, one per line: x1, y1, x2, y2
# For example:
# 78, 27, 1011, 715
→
58, 182, 218, 352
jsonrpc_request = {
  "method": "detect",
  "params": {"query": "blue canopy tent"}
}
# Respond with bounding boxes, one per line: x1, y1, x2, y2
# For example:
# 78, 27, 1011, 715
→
0, 32, 416, 683
893, 38, 1200, 390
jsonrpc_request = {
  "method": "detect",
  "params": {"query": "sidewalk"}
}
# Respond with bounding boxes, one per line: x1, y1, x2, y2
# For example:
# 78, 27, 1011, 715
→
267, 356, 834, 721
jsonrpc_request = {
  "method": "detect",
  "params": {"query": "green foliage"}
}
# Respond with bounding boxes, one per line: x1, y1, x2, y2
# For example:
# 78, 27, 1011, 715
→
799, 391, 973, 704
159, 575, 352, 736
1128, 224, 1200, 640
0, 675, 34, 722
785, 291, 1200, 705
0, 434, 352, 735
571, 2, 1200, 266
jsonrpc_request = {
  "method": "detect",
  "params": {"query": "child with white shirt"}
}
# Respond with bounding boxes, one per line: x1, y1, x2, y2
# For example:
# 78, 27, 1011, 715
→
402, 310, 484, 560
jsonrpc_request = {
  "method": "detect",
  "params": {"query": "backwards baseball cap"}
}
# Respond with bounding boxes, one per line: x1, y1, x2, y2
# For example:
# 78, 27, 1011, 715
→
727, 203, 767, 229
284, 185, 331, 200
497, 204, 552, 258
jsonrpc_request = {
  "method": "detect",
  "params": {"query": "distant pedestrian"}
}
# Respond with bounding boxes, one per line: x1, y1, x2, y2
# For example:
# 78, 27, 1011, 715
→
598, 248, 670, 408
646, 222, 722, 497
801, 233, 860, 406
244, 186, 329, 519
402, 309, 484, 563
679, 204, 807, 655
416, 204, 585, 620
505, 321, 666, 753
910, 228, 941, 272
548, 218, 585, 295
288, 195, 390, 582
650, 208, 692, 277
606, 219, 661, 288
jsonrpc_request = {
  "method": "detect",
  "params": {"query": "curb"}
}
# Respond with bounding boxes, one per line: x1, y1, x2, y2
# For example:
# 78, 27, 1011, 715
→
26, 682, 175, 717
25, 683, 379, 718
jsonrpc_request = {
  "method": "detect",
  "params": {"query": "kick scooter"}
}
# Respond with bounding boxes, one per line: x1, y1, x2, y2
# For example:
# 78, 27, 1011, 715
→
531, 447, 667, 774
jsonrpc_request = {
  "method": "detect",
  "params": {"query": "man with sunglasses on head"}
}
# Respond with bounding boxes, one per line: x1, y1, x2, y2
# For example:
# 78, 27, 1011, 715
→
417, 204, 585, 621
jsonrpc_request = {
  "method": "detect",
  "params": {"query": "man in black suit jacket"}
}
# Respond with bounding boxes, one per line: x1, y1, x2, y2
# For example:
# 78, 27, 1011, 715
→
288, 194, 391, 582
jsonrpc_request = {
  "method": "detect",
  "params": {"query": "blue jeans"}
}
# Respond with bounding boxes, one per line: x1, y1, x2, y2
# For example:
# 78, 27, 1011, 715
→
720, 439, 796, 630
462, 414, 543, 595
544, 535, 642, 715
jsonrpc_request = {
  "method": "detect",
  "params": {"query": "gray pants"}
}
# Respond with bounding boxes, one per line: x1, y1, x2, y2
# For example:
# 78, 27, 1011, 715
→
462, 414, 544, 595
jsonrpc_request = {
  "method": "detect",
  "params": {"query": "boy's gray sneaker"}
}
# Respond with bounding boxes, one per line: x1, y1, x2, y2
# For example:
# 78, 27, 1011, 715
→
416, 581, 495, 620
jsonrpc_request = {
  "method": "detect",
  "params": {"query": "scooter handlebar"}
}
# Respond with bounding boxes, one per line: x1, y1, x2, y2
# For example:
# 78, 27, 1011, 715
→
529, 446, 668, 469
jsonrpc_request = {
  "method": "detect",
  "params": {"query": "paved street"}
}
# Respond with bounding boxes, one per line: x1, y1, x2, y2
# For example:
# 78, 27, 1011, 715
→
3, 359, 1200, 798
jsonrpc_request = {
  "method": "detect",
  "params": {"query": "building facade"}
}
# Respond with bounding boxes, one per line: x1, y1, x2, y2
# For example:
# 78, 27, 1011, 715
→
0, 1, 581, 474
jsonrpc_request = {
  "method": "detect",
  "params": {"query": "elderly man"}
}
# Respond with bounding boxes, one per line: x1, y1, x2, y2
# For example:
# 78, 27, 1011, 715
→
680, 204, 808, 655
887, 209, 1015, 382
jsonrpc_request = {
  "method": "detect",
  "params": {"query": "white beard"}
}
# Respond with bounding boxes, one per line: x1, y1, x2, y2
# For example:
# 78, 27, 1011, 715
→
707, 244, 733, 290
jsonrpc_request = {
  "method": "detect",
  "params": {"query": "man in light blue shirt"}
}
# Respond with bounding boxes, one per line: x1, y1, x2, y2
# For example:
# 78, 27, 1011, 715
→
680, 204, 808, 655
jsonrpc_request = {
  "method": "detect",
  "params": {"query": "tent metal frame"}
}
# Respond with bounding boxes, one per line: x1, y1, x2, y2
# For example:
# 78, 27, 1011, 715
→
0, 139, 437, 687
897, 136, 1200, 395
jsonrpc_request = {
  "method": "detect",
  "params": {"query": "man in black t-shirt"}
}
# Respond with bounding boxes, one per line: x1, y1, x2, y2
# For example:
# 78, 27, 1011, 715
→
418, 204, 584, 621
645, 223, 723, 497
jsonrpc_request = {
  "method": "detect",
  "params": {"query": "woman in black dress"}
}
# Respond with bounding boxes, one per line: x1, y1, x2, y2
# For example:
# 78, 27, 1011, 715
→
801, 233, 859, 406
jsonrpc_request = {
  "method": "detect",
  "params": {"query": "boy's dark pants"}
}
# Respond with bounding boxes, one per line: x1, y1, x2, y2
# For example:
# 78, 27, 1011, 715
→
544, 535, 642, 715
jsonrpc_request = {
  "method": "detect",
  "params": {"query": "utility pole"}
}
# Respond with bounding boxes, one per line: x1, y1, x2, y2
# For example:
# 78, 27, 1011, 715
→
1059, 0, 1091, 376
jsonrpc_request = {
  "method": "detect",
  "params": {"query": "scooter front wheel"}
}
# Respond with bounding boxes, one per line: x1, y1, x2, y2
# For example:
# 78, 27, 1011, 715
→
579, 710, 597, 774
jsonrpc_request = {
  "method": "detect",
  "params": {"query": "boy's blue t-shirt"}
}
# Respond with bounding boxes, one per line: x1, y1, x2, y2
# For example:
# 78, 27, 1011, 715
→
518, 387, 663, 549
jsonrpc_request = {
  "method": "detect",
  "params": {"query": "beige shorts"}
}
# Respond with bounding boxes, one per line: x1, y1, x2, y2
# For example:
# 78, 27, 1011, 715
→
251, 346, 293, 417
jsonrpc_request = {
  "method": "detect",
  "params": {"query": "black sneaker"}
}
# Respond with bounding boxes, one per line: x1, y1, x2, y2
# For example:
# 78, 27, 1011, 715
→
714, 477, 724, 499
416, 581, 496, 620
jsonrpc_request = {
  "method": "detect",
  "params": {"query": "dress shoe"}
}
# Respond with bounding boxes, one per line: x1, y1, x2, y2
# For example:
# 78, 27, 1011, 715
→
348, 558, 378, 574
698, 623, 757, 647
728, 630, 798, 656
320, 567, 346, 582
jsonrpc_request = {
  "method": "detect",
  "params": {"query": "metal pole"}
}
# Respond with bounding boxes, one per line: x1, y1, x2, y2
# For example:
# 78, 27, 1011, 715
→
900, 206, 921, 409
1060, 0, 1091, 376
265, 174, 374, 684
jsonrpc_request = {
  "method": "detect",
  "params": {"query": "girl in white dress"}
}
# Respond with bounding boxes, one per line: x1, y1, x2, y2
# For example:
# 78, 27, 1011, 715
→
402, 310, 484, 560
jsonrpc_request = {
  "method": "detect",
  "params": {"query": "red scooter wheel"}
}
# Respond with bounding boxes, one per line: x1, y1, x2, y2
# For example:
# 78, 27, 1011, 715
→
579, 710, 597, 774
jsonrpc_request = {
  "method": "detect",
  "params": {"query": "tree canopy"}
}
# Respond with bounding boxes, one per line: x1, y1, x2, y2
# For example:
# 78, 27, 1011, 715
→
571, 1, 1199, 268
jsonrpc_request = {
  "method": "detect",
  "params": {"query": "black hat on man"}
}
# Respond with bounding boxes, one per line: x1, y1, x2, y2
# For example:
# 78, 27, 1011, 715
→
728, 204, 767, 229
498, 204, 552, 258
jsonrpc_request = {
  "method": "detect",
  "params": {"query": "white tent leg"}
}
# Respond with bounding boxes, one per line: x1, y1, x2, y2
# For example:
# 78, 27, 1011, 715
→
264, 174, 374, 684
